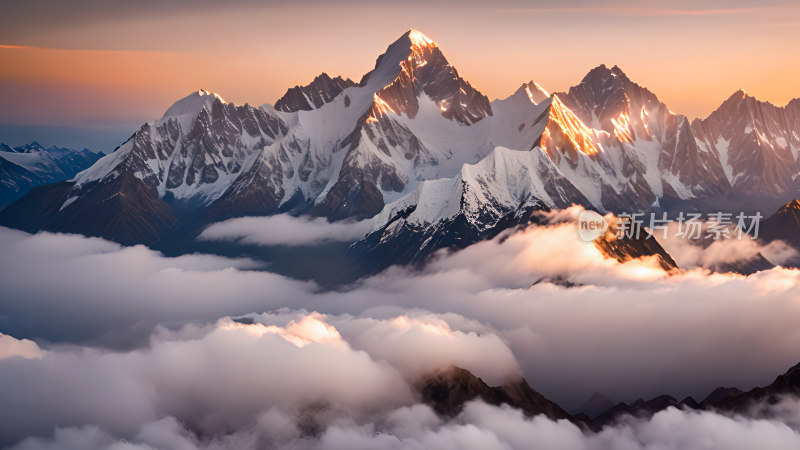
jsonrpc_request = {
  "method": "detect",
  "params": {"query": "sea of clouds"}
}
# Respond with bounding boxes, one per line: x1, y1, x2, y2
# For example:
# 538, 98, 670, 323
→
2, 207, 800, 448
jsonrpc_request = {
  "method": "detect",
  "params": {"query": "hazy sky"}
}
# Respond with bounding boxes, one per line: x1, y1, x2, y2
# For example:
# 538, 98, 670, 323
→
1, 0, 799, 149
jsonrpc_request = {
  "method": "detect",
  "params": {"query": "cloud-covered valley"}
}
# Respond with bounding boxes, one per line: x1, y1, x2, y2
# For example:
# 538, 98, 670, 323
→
2, 213, 800, 448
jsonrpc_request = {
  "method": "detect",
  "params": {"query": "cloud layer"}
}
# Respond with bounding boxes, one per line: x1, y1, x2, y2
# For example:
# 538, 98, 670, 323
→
198, 215, 373, 246
3, 215, 800, 446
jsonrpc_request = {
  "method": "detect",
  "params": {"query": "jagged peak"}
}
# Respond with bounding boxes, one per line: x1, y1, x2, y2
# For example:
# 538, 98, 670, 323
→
275, 73, 356, 112
162, 89, 226, 121
360, 29, 447, 88
406, 29, 437, 49
521, 81, 550, 105
285, 72, 355, 90
779, 198, 800, 213
582, 64, 617, 80
12, 141, 48, 153
723, 89, 750, 104
577, 64, 636, 92
609, 65, 627, 77
702, 89, 765, 122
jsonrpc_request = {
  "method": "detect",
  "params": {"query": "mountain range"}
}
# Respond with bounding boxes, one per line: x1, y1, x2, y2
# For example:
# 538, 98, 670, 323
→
418, 358, 800, 433
0, 142, 102, 208
1, 29, 798, 268
416, 356, 800, 432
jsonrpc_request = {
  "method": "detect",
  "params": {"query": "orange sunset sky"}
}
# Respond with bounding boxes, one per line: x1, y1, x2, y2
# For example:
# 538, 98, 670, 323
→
1, 0, 799, 150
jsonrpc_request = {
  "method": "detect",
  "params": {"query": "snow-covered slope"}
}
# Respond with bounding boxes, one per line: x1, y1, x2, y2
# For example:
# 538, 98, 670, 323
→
207, 29, 553, 222
354, 65, 797, 267
3, 30, 800, 254
692, 91, 800, 201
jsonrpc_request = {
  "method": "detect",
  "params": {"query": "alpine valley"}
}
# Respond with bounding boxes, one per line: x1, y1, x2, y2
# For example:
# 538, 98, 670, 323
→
2, 30, 799, 275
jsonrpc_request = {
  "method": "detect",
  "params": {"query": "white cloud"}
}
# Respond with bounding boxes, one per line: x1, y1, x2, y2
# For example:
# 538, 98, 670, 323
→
0, 333, 42, 360
654, 220, 800, 270
3, 218, 800, 446
0, 315, 413, 445
198, 215, 373, 246
12, 400, 800, 450
0, 227, 313, 345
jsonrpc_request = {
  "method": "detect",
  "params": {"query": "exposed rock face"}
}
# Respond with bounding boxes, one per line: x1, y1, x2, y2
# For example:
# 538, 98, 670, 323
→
0, 142, 102, 208
362, 30, 492, 126
758, 199, 800, 265
580, 361, 800, 430
416, 362, 800, 434
548, 64, 731, 211
2, 30, 800, 266
0, 173, 176, 246
0, 91, 287, 243
274, 73, 357, 112
594, 219, 678, 271
417, 366, 571, 421
693, 91, 800, 202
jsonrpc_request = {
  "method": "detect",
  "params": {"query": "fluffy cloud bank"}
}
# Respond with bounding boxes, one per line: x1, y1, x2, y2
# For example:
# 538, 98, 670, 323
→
653, 220, 800, 270
11, 397, 800, 449
0, 312, 521, 446
5, 315, 800, 449
0, 333, 42, 360
198, 215, 373, 246
3, 215, 800, 441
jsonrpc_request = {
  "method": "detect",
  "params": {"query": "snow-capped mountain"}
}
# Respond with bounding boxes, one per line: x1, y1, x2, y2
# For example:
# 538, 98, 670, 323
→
0, 142, 102, 207
0, 90, 288, 244
692, 91, 800, 201
355, 64, 733, 265
2, 29, 799, 260
2, 30, 513, 242
210, 29, 532, 222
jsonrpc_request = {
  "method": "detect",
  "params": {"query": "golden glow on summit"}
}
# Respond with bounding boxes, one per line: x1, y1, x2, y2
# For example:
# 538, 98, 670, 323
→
407, 29, 436, 49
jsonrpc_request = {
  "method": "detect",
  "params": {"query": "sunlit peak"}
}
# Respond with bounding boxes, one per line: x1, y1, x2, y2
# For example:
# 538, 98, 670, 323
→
408, 29, 436, 48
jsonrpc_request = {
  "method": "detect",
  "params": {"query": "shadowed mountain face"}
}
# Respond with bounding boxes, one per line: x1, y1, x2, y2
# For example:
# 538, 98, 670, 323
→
1, 29, 799, 276
274, 73, 357, 112
760, 199, 800, 249
0, 142, 102, 208
425, 362, 800, 434
417, 366, 571, 421
587, 361, 800, 430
